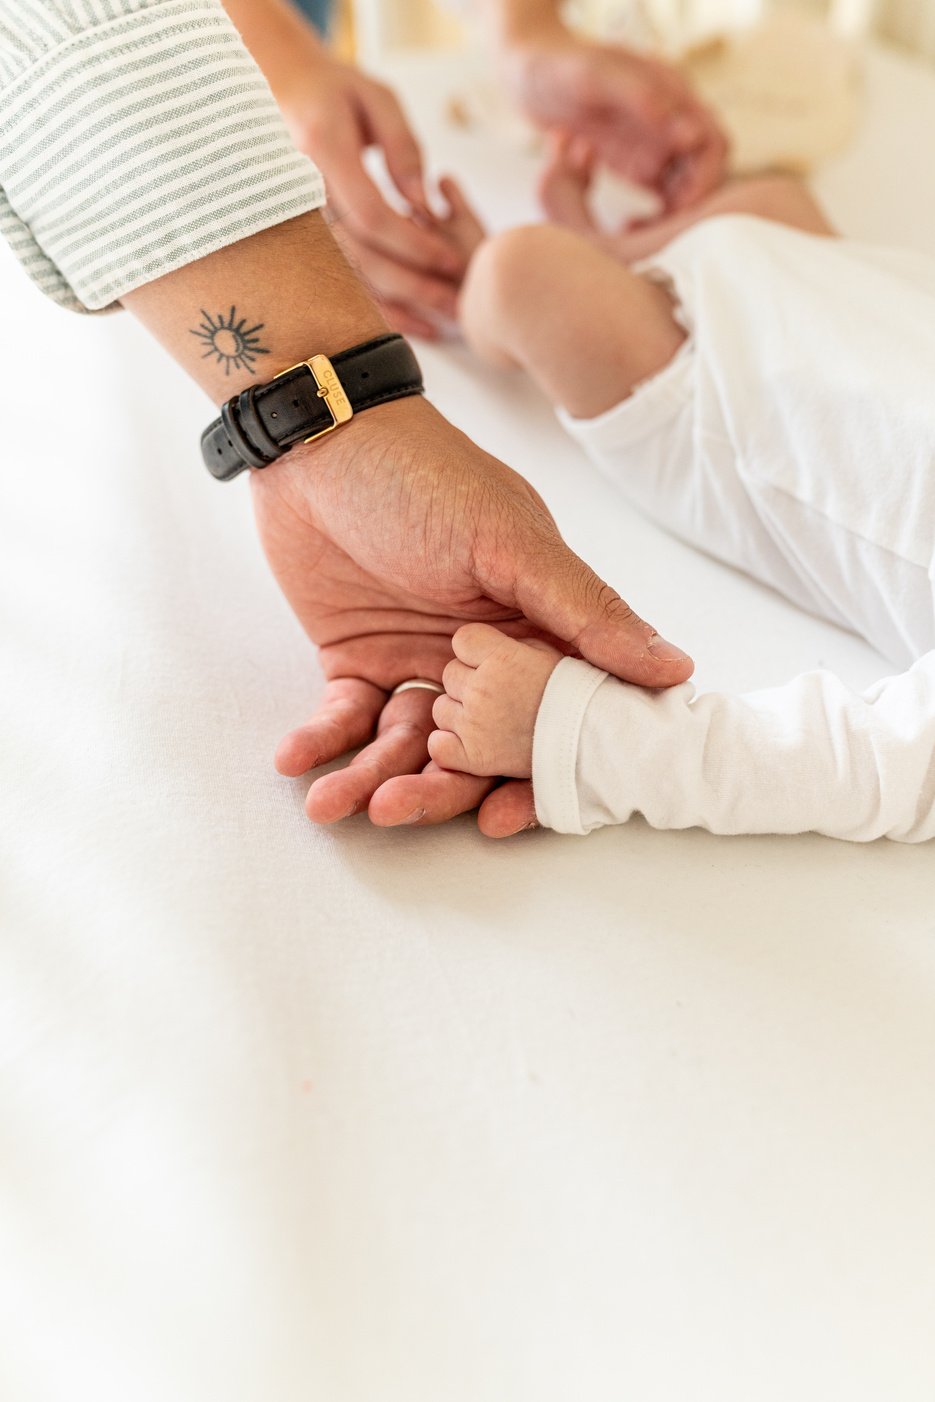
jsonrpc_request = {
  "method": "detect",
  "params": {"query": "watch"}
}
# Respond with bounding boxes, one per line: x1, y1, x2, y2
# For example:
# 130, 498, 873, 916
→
201, 332, 424, 481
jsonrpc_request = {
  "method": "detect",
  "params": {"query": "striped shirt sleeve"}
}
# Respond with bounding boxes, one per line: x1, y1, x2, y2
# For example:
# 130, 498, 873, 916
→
0, 0, 326, 313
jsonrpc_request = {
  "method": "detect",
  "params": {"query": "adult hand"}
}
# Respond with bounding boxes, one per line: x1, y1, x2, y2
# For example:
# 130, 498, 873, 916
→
252, 396, 693, 832
279, 51, 483, 338
226, 0, 478, 335
503, 23, 728, 210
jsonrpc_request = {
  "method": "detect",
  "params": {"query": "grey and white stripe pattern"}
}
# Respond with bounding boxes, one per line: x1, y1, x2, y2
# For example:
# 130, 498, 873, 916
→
0, 0, 325, 312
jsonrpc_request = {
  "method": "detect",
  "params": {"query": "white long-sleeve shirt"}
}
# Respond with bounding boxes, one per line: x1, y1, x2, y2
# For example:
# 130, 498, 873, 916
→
0, 0, 325, 312
533, 652, 935, 843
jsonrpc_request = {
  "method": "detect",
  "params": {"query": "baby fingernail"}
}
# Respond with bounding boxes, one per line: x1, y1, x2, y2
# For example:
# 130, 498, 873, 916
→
648, 633, 691, 664
402, 807, 426, 825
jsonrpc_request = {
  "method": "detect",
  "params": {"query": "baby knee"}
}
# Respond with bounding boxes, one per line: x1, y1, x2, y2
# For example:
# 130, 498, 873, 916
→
460, 225, 578, 362
464, 225, 576, 309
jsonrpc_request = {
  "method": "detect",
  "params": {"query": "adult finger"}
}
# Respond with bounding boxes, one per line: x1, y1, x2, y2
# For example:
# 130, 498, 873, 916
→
304, 686, 438, 823
369, 762, 496, 827
638, 56, 709, 147
663, 119, 730, 210
350, 242, 460, 322
327, 148, 465, 278
642, 65, 729, 206
504, 532, 694, 689
585, 123, 671, 190
275, 677, 385, 777
477, 781, 539, 838
589, 49, 681, 130
584, 55, 708, 190
378, 298, 442, 341
326, 221, 445, 335
357, 78, 430, 214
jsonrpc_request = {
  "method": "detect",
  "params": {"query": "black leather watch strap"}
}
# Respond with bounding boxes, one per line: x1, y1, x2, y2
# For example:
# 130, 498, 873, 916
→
201, 333, 424, 481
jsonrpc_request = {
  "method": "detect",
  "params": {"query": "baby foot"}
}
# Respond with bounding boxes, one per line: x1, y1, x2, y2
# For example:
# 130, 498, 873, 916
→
427, 624, 563, 778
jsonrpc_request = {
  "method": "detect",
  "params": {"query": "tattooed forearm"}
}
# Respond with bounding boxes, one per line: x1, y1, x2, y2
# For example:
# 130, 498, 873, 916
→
122, 211, 387, 404
190, 306, 270, 376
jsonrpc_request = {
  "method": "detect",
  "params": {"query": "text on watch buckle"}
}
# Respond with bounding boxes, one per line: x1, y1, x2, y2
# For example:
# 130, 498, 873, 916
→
275, 354, 354, 443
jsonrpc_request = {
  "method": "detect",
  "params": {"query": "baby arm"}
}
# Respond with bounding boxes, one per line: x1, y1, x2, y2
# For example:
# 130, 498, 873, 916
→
429, 625, 935, 843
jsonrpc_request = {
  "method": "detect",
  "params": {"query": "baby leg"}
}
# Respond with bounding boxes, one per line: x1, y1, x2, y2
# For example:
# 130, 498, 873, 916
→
459, 225, 686, 421
608, 174, 837, 264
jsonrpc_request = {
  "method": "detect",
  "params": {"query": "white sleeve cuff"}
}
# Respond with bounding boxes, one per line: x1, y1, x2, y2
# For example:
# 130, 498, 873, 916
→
532, 658, 609, 835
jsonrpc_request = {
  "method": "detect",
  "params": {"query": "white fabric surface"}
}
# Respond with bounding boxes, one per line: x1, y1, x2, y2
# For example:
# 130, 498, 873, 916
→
539, 215, 935, 840
2, 42, 935, 1402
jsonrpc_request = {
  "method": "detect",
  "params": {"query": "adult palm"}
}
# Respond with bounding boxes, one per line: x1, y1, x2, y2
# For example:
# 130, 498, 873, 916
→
251, 397, 693, 833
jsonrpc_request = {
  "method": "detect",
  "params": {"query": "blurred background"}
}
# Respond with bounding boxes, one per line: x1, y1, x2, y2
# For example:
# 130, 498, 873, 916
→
299, 0, 935, 64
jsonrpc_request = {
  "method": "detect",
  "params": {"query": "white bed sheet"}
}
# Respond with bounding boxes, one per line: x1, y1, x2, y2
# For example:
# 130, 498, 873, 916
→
1, 40, 934, 1402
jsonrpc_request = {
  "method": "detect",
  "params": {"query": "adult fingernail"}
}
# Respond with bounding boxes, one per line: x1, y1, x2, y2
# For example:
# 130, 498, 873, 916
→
648, 633, 692, 664
402, 807, 426, 825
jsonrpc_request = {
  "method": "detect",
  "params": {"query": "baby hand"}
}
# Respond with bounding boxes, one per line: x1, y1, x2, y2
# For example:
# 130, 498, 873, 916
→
430, 175, 487, 266
428, 624, 563, 778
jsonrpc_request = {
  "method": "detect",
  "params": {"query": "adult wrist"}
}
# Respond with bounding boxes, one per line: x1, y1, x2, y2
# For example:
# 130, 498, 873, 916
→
492, 0, 569, 50
496, 15, 585, 112
202, 333, 424, 481
224, 0, 327, 104
249, 393, 439, 513
275, 38, 340, 124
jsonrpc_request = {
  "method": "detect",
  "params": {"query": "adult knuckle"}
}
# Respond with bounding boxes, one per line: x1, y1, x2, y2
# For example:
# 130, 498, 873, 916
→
601, 587, 637, 625
394, 718, 429, 745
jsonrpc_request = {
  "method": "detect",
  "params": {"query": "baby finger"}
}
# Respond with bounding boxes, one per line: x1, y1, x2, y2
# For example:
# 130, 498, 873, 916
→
432, 693, 464, 732
427, 728, 474, 773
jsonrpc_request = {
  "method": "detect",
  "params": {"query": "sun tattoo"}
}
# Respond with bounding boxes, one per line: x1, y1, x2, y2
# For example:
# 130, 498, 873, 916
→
190, 306, 270, 375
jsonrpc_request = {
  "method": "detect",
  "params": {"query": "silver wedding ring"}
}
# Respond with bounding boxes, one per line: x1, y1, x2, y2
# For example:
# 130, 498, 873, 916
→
391, 678, 444, 697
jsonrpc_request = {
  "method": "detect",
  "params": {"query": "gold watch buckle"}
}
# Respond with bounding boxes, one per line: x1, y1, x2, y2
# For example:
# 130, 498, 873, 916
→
275, 353, 354, 443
